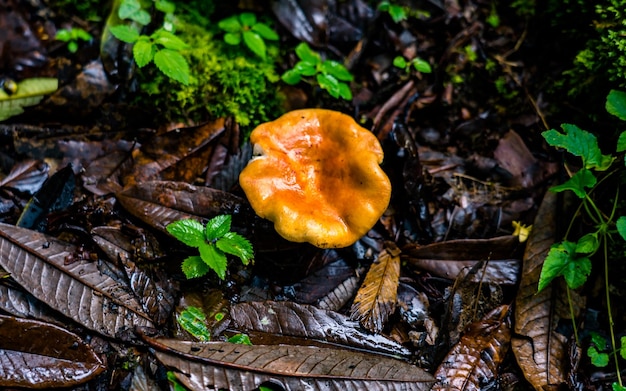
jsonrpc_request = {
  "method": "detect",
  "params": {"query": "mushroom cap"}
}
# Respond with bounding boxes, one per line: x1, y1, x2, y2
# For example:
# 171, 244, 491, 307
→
239, 109, 391, 248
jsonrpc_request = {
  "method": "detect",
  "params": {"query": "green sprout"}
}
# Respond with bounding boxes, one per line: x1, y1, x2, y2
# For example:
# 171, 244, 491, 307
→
281, 42, 354, 100
393, 55, 432, 74
166, 214, 253, 279
218, 12, 279, 60
55, 27, 93, 53
377, 1, 407, 22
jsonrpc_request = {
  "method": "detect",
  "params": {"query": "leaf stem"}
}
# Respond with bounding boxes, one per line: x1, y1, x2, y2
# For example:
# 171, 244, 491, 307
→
604, 234, 622, 387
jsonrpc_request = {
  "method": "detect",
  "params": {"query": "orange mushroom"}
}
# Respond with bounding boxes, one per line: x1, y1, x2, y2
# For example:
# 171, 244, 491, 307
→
239, 109, 392, 248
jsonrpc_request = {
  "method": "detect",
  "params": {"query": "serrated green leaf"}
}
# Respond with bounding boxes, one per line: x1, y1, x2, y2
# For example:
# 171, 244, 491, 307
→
295, 42, 320, 63
224, 32, 241, 45
205, 215, 231, 241
239, 12, 257, 27
152, 30, 188, 50
118, 0, 141, 19
109, 25, 139, 43
293, 61, 317, 76
281, 69, 302, 85
133, 40, 155, 67
607, 90, 626, 121
393, 56, 407, 68
181, 255, 210, 279
617, 216, 626, 241
412, 58, 432, 73
587, 346, 609, 367
177, 306, 210, 341
542, 124, 614, 171
218, 15, 241, 33
199, 242, 227, 279
317, 73, 340, 97
166, 219, 205, 247
227, 333, 252, 345
243, 31, 266, 59
154, 49, 190, 85
538, 241, 591, 291
320, 60, 353, 81
216, 232, 253, 265
252, 23, 279, 40
575, 232, 599, 254
549, 168, 596, 198
0, 78, 59, 122
337, 82, 352, 100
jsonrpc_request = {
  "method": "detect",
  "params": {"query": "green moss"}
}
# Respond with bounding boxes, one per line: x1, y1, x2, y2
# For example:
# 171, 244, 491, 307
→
135, 10, 284, 136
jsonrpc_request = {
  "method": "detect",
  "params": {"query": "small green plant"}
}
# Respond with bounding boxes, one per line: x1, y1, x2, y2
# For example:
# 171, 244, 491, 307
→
538, 89, 626, 390
377, 1, 430, 22
281, 42, 354, 100
167, 371, 187, 391
218, 12, 279, 60
55, 27, 93, 53
166, 215, 253, 279
109, 0, 190, 84
392, 55, 432, 74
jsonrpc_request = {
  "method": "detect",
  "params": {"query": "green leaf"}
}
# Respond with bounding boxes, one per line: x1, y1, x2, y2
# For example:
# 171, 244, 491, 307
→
587, 346, 609, 367
227, 333, 252, 345
591, 332, 607, 349
538, 241, 591, 291
166, 219, 205, 247
154, 49, 190, 85
542, 124, 614, 171
152, 30, 189, 50
293, 61, 317, 76
295, 42, 320, 63
216, 232, 254, 265
388, 4, 407, 23
109, 25, 139, 43
251, 23, 279, 40
205, 215, 231, 241
317, 73, 340, 98
177, 306, 211, 341
167, 371, 187, 391
0, 77, 58, 122
218, 15, 242, 33
67, 41, 78, 53
281, 69, 302, 85
131, 9, 151, 25
575, 232, 598, 254
620, 336, 626, 359
607, 90, 626, 121
74, 28, 93, 42
320, 60, 353, 81
181, 255, 210, 279
239, 12, 257, 27
223, 32, 241, 45
393, 56, 407, 68
155, 0, 175, 14
199, 242, 227, 279
337, 82, 353, 101
618, 131, 626, 153
549, 169, 596, 198
243, 30, 266, 59
377, 1, 390, 12
118, 0, 141, 19
613, 383, 626, 391
56, 29, 72, 42
412, 58, 432, 73
617, 216, 626, 241
133, 40, 155, 67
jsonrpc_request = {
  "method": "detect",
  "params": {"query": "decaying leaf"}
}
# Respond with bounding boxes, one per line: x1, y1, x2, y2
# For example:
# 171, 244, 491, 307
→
512, 190, 583, 390
0, 281, 61, 324
146, 337, 435, 391
230, 301, 410, 357
0, 314, 105, 388
0, 159, 49, 194
432, 305, 511, 391
0, 223, 155, 338
350, 242, 400, 333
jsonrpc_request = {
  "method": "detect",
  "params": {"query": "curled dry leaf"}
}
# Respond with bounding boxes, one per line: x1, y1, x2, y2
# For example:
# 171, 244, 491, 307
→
432, 305, 511, 391
0, 159, 49, 194
146, 337, 435, 391
0, 314, 105, 388
512, 191, 583, 390
230, 301, 410, 357
0, 223, 154, 338
350, 242, 400, 333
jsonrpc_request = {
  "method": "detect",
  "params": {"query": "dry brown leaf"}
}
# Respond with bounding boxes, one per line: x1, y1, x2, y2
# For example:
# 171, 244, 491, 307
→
432, 305, 511, 391
350, 242, 400, 333
147, 337, 435, 391
512, 190, 583, 390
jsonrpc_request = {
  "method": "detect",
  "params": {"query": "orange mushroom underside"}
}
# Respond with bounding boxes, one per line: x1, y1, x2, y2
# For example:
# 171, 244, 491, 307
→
239, 109, 392, 248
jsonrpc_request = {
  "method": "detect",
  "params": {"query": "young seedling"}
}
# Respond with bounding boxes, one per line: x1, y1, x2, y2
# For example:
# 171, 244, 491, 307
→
281, 42, 354, 100
166, 215, 253, 279
218, 12, 279, 60
55, 27, 93, 53
393, 55, 432, 74
538, 89, 626, 391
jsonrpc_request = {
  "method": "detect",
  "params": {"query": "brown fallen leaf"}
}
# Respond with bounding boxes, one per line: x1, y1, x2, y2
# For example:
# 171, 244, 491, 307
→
350, 242, 400, 333
146, 337, 435, 391
0, 223, 155, 338
432, 305, 511, 391
512, 190, 585, 390
0, 314, 105, 388
0, 159, 49, 194
230, 301, 410, 357
0, 281, 61, 325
